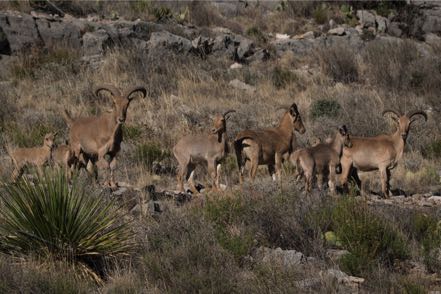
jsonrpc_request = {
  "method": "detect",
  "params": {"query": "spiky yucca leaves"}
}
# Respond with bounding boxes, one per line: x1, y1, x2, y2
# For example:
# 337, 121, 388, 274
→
0, 171, 133, 280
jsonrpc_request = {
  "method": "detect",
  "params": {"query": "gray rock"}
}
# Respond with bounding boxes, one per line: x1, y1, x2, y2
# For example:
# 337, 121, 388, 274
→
388, 22, 403, 37
328, 27, 345, 36
0, 12, 41, 53
356, 10, 376, 28
229, 79, 256, 93
376, 15, 389, 33
300, 31, 315, 39
131, 21, 161, 39
425, 32, 441, 47
147, 31, 192, 54
82, 29, 113, 56
36, 18, 83, 49
271, 38, 317, 56
421, 7, 441, 34
256, 247, 306, 267
246, 48, 270, 63
112, 186, 128, 196
235, 35, 254, 60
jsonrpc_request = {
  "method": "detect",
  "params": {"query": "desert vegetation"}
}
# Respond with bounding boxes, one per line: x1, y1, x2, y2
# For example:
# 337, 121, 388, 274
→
0, 0, 440, 292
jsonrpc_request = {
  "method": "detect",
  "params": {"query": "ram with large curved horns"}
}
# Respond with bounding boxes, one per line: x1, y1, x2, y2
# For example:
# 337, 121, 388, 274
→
173, 110, 236, 193
63, 85, 147, 187
340, 109, 428, 198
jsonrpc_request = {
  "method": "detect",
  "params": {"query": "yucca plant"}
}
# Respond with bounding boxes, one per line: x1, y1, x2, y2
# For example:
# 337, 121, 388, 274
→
0, 171, 134, 282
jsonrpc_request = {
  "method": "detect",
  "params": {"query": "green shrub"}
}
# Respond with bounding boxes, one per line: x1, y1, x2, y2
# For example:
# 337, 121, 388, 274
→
130, 0, 151, 13
0, 171, 133, 281
425, 140, 441, 159
313, 4, 328, 24
332, 198, 409, 276
409, 213, 441, 273
310, 99, 341, 120
246, 26, 267, 44
135, 142, 171, 171
151, 6, 173, 21
122, 124, 143, 141
205, 196, 254, 260
271, 66, 297, 89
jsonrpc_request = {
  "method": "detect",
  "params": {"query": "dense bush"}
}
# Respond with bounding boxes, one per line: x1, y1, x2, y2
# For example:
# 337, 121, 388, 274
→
310, 99, 341, 120
271, 66, 297, 89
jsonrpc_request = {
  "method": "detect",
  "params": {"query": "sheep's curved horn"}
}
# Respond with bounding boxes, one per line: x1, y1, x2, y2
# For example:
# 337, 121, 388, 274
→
382, 109, 401, 118
95, 85, 122, 98
125, 86, 147, 100
407, 110, 427, 122
223, 110, 236, 117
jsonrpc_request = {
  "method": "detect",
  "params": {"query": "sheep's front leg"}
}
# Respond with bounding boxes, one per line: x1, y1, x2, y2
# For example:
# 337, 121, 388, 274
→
275, 152, 282, 185
328, 163, 336, 195
208, 160, 219, 191
109, 157, 118, 188
379, 167, 389, 198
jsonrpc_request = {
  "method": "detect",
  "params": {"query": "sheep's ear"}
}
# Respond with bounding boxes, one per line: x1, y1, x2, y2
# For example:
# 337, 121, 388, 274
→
339, 125, 347, 135
289, 103, 298, 116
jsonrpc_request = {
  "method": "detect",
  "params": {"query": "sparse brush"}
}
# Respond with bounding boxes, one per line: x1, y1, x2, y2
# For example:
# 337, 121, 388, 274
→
0, 171, 133, 282
318, 44, 359, 83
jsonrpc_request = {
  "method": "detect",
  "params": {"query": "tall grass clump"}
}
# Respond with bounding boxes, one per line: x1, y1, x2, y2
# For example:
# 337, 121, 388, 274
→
331, 197, 409, 276
361, 39, 441, 93
318, 44, 359, 83
0, 171, 133, 281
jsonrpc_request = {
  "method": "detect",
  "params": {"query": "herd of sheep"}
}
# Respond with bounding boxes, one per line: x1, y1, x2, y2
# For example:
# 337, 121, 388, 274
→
6, 84, 428, 198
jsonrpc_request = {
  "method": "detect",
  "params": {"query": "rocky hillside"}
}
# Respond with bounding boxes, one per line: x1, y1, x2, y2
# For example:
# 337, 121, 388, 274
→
0, 1, 441, 293
1, 1, 441, 72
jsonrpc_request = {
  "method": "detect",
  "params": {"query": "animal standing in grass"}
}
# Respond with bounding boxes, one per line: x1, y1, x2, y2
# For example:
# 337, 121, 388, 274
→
173, 110, 236, 193
63, 85, 147, 188
234, 103, 306, 184
290, 125, 352, 193
7, 132, 57, 181
340, 109, 427, 197
52, 143, 78, 181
